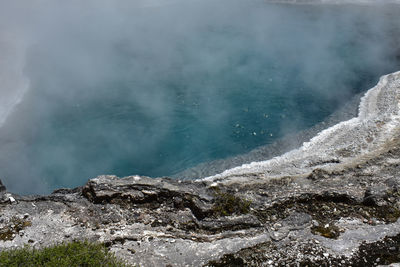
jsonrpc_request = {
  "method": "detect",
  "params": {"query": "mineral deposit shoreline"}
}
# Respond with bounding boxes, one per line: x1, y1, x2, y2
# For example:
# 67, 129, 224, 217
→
203, 71, 400, 185
0, 70, 400, 266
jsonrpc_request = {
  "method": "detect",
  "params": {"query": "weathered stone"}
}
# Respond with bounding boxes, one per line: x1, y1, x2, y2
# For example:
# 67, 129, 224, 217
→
199, 214, 262, 233
270, 227, 289, 241
307, 169, 332, 181
363, 186, 389, 206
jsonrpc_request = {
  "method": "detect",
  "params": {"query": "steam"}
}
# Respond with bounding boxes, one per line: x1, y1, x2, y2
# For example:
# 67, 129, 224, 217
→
0, 0, 399, 194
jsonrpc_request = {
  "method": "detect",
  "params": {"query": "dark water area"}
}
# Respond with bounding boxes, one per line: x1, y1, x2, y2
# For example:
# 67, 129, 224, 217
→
0, 1, 400, 194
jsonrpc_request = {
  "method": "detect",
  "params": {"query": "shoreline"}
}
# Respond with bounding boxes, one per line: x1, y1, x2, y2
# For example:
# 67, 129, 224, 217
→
175, 90, 364, 180
203, 71, 400, 184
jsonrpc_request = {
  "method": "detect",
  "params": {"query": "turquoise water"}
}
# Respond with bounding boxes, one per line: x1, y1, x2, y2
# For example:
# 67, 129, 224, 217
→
1, 2, 399, 194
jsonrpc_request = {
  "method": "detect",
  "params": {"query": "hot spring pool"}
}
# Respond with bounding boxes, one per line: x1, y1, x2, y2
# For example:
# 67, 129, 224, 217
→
0, 1, 399, 194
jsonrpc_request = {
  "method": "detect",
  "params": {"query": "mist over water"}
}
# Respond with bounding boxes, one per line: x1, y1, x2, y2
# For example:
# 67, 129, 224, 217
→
0, 1, 399, 194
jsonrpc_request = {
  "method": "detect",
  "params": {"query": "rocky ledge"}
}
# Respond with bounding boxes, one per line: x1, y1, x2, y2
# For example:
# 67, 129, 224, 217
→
1, 146, 400, 266
1, 71, 400, 266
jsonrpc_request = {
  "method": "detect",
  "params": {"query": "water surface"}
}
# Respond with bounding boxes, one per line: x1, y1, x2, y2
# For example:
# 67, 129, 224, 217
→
1, 1, 399, 194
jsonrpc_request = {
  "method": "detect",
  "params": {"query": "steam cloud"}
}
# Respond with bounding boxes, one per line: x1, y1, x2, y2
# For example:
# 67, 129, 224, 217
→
0, 0, 399, 194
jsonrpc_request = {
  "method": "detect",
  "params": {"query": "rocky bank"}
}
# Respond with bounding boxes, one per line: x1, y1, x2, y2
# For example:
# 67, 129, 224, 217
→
0, 70, 400, 266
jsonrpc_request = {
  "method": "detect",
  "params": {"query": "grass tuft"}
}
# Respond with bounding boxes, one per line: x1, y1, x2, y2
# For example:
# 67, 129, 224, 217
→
0, 240, 130, 266
212, 189, 252, 217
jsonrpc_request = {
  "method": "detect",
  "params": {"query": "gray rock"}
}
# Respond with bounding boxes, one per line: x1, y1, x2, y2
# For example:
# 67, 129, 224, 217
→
362, 186, 389, 206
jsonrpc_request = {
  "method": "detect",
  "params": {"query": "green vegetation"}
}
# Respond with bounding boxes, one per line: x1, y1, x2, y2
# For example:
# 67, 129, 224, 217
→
0, 240, 130, 267
212, 189, 252, 217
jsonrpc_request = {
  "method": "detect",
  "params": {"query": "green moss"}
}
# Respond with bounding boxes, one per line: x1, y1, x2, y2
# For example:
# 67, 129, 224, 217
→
377, 206, 400, 223
0, 240, 131, 266
212, 190, 251, 217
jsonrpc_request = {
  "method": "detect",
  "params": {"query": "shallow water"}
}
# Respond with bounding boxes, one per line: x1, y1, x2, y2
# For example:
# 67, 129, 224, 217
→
0, 1, 399, 194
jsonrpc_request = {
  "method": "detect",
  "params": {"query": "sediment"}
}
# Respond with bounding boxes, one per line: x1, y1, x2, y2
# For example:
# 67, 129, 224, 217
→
0, 71, 400, 266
